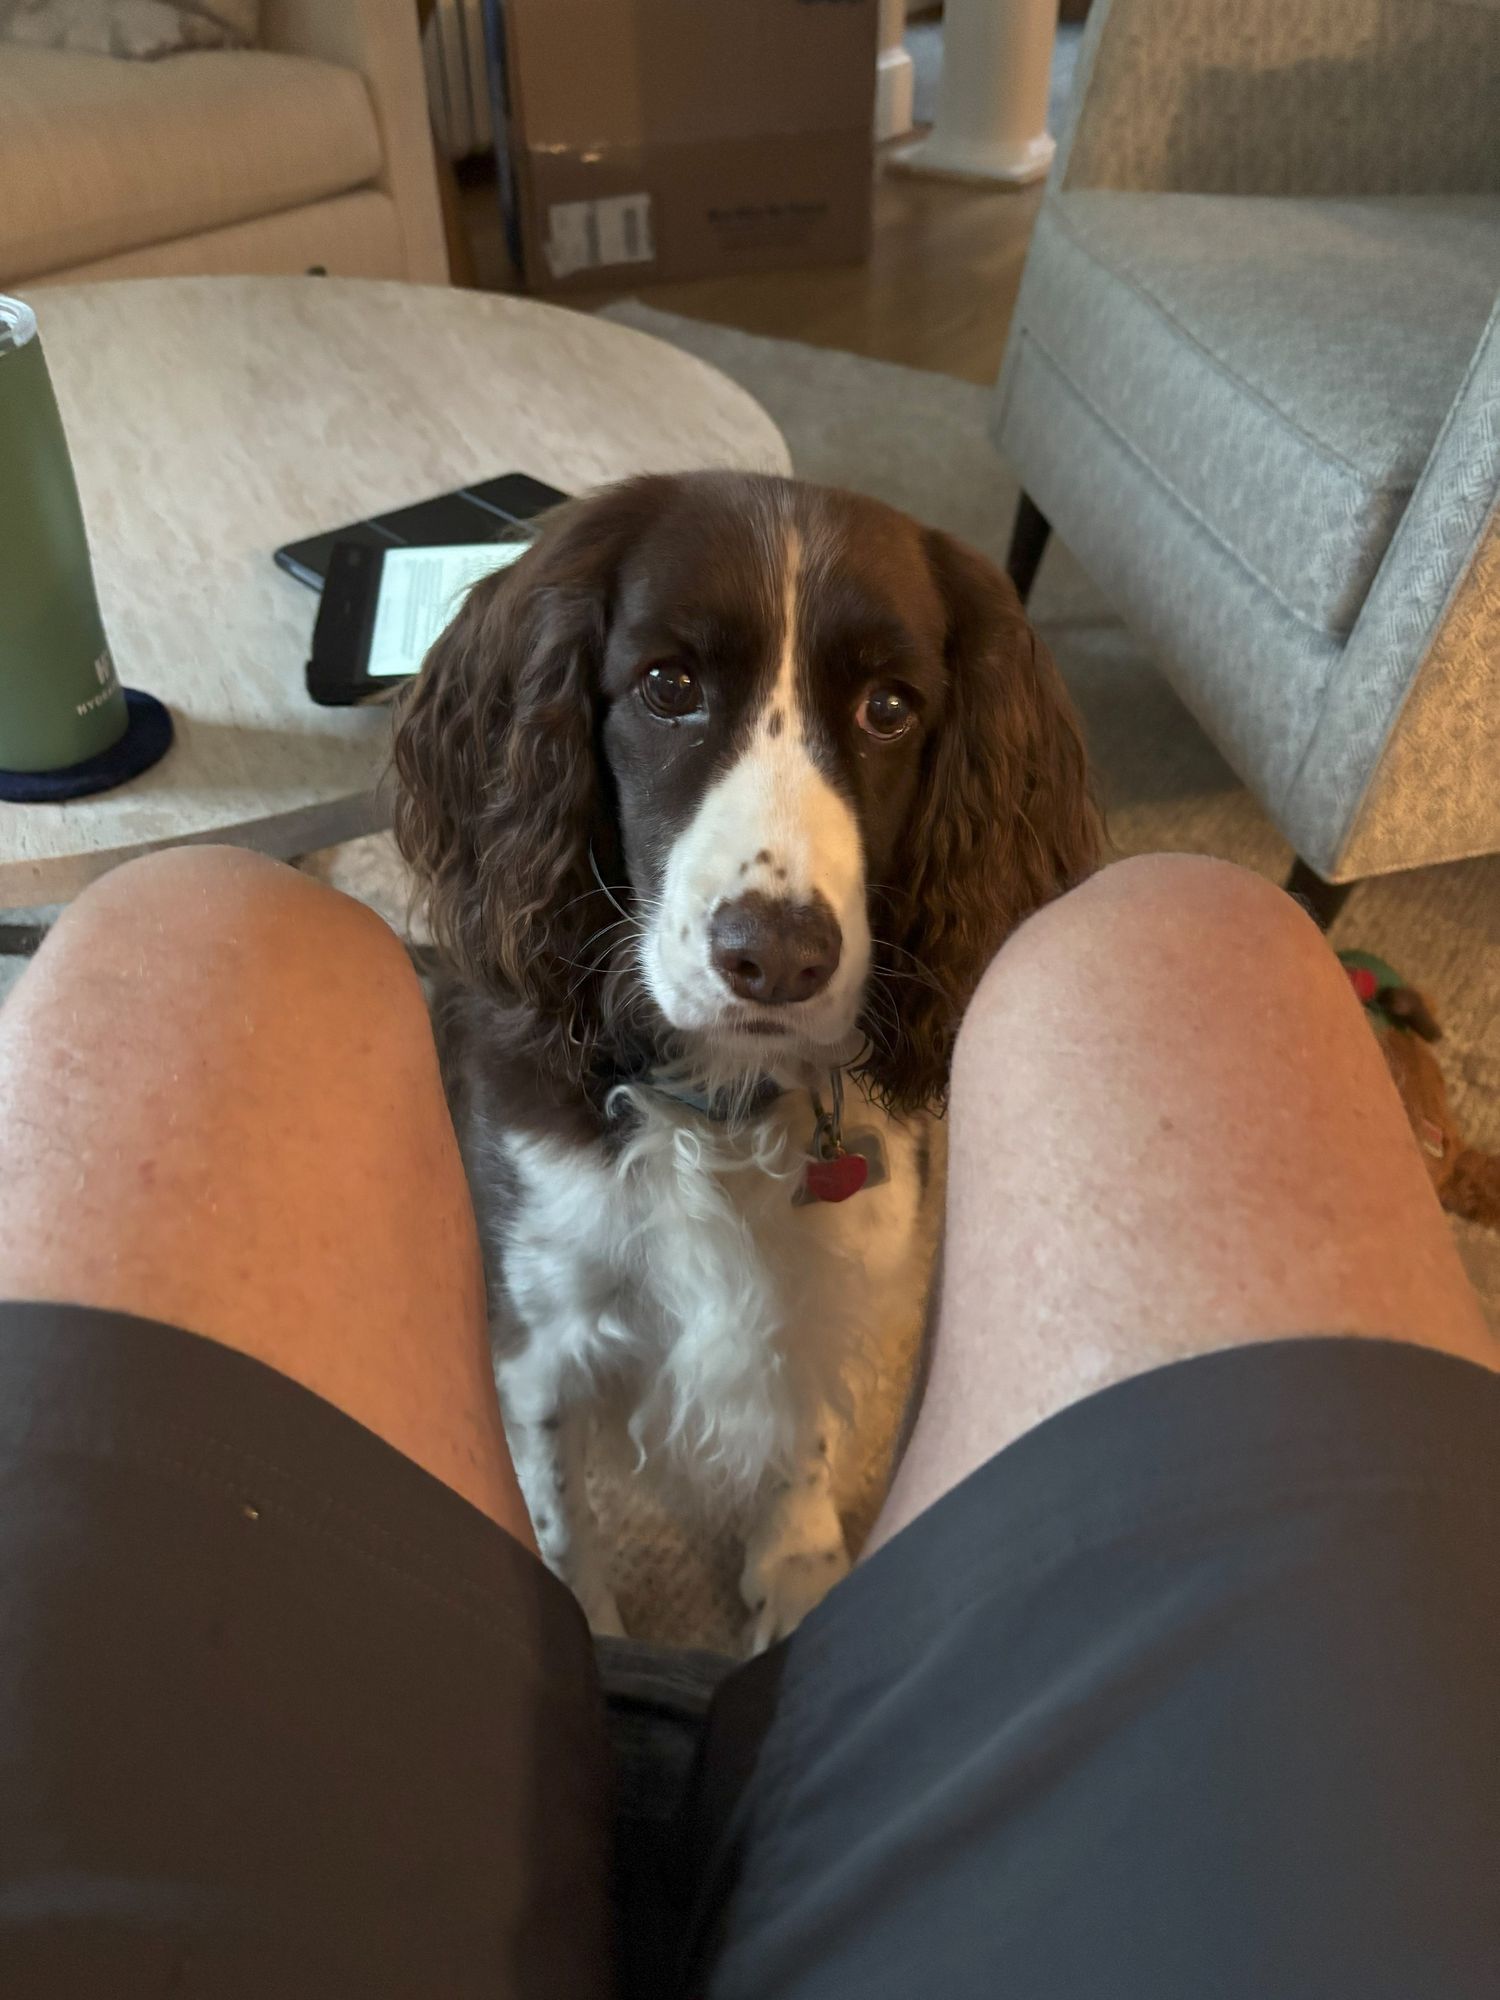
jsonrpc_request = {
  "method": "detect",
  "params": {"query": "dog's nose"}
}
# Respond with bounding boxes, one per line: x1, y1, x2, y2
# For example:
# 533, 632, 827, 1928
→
709, 894, 842, 1006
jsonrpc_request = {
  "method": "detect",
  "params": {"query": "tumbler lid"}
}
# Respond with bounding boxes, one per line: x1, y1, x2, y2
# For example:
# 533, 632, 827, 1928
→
0, 297, 38, 355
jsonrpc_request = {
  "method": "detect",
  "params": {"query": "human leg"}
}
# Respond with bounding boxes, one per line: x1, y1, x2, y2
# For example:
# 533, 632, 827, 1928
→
0, 849, 610, 1997
0, 845, 529, 1539
683, 856, 1499, 2000
873, 851, 1491, 1549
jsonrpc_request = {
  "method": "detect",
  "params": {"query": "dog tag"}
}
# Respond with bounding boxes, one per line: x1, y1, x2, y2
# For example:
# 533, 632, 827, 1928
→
804, 1151, 868, 1202
796, 1127, 890, 1204
844, 1127, 890, 1188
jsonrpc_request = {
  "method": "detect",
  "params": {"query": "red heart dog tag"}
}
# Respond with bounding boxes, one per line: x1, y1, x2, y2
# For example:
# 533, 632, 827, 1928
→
803, 1151, 869, 1203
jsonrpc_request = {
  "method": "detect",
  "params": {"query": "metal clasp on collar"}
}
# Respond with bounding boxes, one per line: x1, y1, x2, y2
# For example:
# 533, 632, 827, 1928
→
798, 1068, 889, 1204
808, 1068, 848, 1162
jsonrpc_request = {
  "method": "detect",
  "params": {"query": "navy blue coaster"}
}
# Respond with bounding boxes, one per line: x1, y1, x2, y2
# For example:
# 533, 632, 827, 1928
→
0, 690, 174, 803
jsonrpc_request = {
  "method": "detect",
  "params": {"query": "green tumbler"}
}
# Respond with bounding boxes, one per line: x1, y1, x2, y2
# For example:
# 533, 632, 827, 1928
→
0, 295, 128, 773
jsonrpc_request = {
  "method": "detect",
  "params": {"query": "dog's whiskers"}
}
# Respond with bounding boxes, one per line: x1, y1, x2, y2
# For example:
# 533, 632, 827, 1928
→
867, 964, 943, 992
867, 931, 950, 1000
857, 980, 902, 1067
588, 844, 635, 922
551, 916, 639, 977
550, 884, 633, 924
564, 936, 643, 1005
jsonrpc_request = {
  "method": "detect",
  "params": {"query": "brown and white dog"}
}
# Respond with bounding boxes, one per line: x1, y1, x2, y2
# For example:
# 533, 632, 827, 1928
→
394, 471, 1098, 1649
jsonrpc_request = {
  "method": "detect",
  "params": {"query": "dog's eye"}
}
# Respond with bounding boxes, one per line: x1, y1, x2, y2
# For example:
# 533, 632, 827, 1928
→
856, 685, 915, 741
640, 662, 704, 721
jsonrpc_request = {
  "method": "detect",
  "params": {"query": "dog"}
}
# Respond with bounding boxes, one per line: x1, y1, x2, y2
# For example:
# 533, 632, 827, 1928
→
393, 471, 1099, 1649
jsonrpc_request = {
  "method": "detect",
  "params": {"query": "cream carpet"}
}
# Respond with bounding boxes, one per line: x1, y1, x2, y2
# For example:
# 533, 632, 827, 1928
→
4, 310, 1494, 1652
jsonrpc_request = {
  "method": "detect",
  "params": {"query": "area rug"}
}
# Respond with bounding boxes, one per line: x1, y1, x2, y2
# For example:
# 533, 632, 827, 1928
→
5, 311, 1494, 1652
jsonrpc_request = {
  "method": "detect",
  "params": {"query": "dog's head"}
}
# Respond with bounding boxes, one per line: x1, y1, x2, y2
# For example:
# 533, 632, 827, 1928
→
394, 472, 1099, 1111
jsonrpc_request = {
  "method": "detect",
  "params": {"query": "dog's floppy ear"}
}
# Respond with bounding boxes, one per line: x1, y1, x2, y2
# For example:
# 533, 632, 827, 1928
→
870, 528, 1102, 1112
392, 484, 652, 1077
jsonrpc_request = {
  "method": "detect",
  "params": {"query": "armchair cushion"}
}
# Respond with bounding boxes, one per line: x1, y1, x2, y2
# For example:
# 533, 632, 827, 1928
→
1018, 190, 1500, 636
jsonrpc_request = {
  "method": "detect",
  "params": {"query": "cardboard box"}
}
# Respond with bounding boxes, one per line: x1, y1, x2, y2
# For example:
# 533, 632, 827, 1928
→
491, 0, 877, 289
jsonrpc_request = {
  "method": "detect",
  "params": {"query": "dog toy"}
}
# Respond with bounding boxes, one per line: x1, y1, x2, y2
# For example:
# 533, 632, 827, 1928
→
1340, 951, 1500, 1231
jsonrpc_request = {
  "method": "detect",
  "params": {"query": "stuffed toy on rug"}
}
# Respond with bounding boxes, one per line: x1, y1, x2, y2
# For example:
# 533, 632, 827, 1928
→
1341, 951, 1500, 1232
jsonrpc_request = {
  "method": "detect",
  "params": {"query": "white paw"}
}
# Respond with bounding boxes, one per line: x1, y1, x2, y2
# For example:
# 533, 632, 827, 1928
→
746, 1542, 850, 1654
576, 1576, 627, 1639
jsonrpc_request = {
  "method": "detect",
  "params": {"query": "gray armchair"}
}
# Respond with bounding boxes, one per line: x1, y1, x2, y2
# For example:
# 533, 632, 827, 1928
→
993, 0, 1500, 918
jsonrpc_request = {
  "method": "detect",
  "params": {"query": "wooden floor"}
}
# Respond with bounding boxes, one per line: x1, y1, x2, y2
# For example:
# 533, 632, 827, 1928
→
458, 150, 1043, 387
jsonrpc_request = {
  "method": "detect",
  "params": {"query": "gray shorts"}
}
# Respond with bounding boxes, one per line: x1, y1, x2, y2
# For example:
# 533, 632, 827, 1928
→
2, 1304, 1497, 1998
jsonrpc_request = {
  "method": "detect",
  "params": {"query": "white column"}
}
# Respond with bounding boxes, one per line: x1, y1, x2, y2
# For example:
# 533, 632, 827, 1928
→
895, 0, 1058, 185
874, 0, 916, 142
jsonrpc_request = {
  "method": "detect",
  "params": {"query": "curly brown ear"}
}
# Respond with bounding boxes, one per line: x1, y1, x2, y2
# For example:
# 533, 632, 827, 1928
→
871, 528, 1102, 1112
392, 487, 651, 1079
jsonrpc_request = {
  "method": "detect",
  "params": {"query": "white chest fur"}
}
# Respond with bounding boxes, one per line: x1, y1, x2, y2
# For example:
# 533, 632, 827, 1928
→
490, 1085, 932, 1502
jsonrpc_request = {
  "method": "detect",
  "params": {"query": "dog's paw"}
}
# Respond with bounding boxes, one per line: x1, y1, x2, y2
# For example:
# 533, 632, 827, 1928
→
575, 1576, 628, 1640
746, 1543, 850, 1654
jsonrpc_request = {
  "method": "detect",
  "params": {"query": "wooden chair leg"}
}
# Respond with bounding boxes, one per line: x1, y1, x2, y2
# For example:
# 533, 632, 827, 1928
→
1285, 857, 1356, 931
1006, 490, 1052, 605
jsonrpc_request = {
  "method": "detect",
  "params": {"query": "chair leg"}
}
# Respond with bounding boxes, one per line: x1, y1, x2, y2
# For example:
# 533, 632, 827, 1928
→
1285, 858, 1356, 931
0, 922, 47, 956
1006, 490, 1052, 606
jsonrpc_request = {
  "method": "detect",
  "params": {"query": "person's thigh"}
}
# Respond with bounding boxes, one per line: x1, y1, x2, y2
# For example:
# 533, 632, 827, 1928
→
683, 856, 1499, 2000
0, 844, 524, 1535
875, 851, 1491, 1548
0, 850, 612, 1998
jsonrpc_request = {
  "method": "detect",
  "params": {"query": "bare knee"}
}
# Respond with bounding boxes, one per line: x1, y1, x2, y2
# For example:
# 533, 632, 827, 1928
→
1058, 851, 1311, 929
957, 853, 1332, 1063
43, 846, 425, 1047
1015, 851, 1319, 960
0, 859, 520, 1534
59, 845, 396, 958
3, 844, 456, 1295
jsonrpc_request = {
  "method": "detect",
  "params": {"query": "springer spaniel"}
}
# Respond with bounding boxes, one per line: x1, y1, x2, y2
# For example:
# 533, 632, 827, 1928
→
394, 472, 1098, 1649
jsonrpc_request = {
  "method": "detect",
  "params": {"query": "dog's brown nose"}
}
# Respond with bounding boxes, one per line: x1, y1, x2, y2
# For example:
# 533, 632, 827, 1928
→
710, 893, 842, 1006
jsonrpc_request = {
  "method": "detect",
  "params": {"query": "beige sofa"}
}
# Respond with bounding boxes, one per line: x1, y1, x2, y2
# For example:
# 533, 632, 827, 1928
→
0, 0, 448, 289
